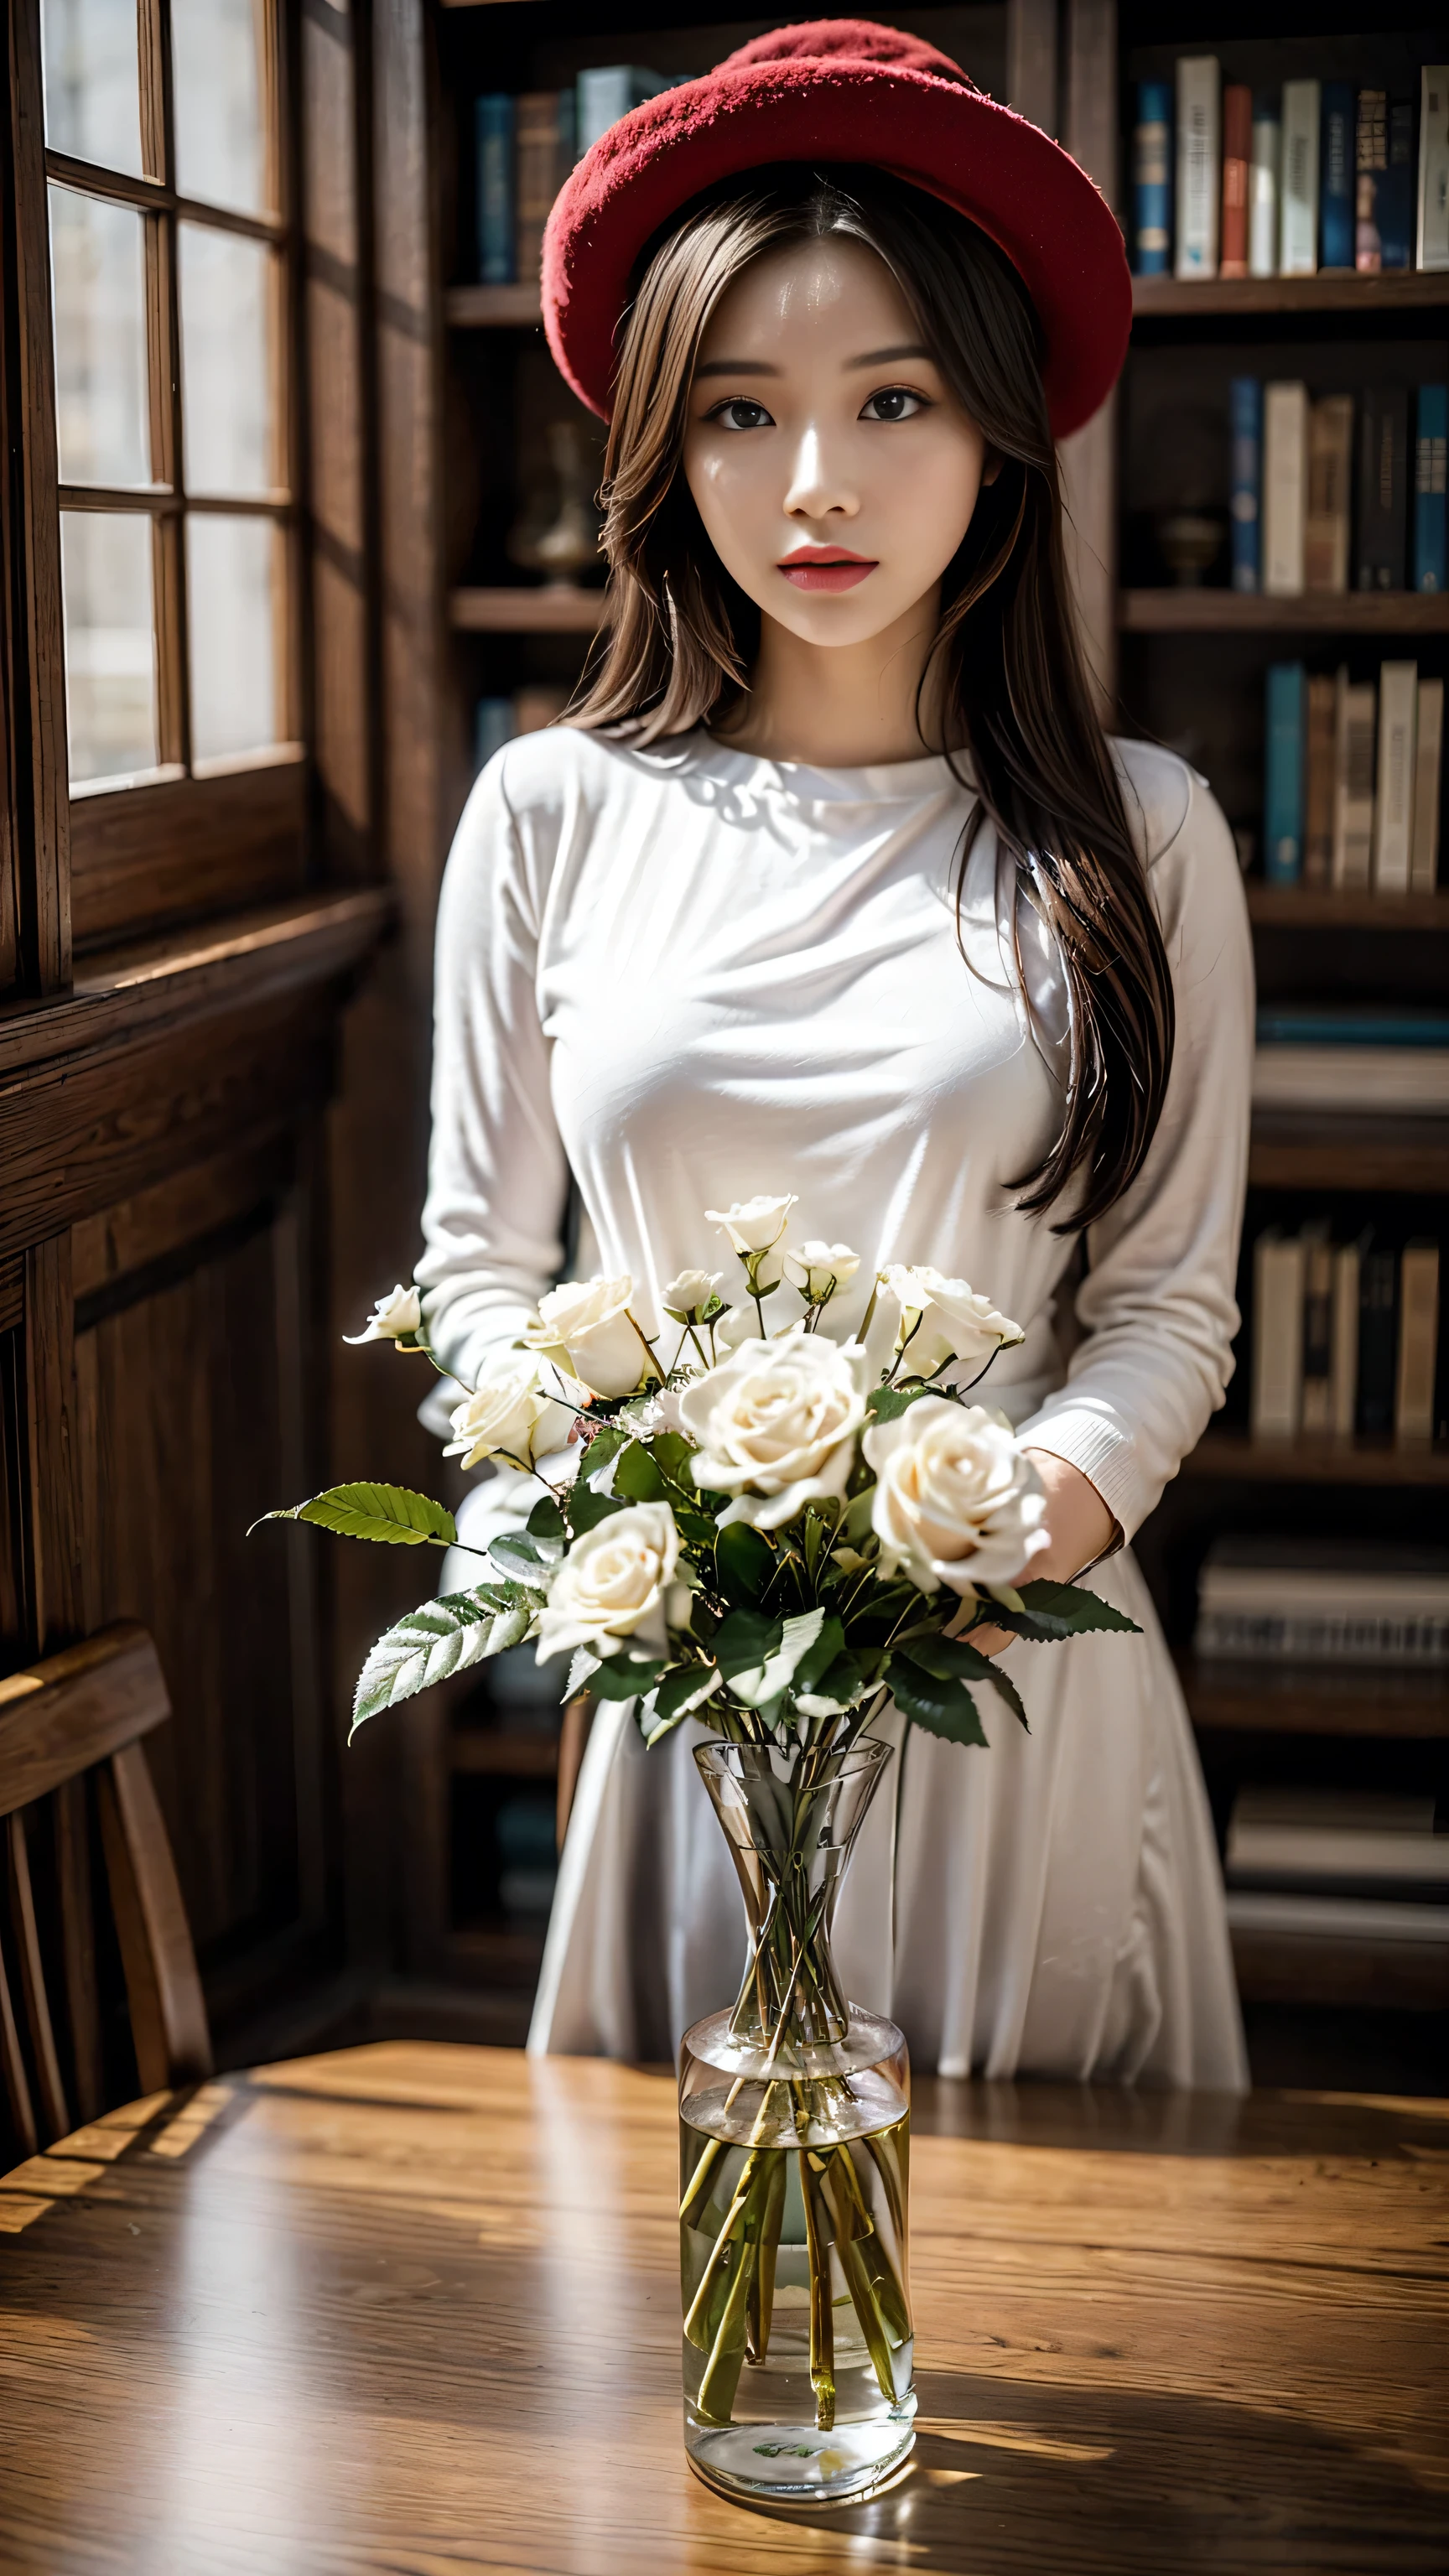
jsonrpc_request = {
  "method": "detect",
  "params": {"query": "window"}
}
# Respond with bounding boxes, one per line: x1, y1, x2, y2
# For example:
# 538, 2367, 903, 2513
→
42, 0, 296, 797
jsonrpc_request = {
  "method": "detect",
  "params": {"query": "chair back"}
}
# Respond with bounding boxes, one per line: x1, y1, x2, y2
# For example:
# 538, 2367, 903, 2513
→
0, 1622, 211, 2164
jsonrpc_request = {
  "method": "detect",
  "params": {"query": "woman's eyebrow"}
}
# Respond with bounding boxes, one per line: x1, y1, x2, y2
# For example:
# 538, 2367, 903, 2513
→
846, 342, 932, 367
693, 356, 782, 378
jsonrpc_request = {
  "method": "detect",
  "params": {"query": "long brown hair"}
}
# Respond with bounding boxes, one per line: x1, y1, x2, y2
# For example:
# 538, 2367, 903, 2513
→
569, 167, 1174, 1232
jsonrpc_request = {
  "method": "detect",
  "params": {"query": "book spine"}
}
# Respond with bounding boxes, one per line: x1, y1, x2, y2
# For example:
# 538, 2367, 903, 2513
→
1133, 80, 1172, 273
1357, 1249, 1399, 1437
475, 94, 515, 285
1228, 377, 1261, 591
1265, 663, 1306, 882
1415, 385, 1447, 591
1249, 101, 1280, 277
1252, 1232, 1306, 1436
1419, 67, 1449, 270
1301, 1232, 1333, 1432
1381, 93, 1415, 268
1263, 381, 1307, 593
575, 69, 631, 160
1220, 83, 1251, 276
1396, 1244, 1441, 1441
513, 91, 564, 283
1304, 392, 1353, 591
1411, 677, 1444, 892
1356, 86, 1387, 271
1175, 55, 1220, 278
1320, 81, 1355, 267
1305, 673, 1337, 886
1330, 1239, 1361, 1435
1332, 669, 1377, 888
1280, 80, 1320, 274
1373, 662, 1419, 891
1356, 389, 1408, 589
474, 696, 515, 771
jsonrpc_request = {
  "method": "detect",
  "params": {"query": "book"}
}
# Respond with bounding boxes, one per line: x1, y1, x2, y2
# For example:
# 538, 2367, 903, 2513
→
1419, 67, 1449, 271
1373, 661, 1419, 891
1174, 55, 1219, 278
1331, 667, 1376, 886
514, 91, 574, 283
1304, 393, 1353, 591
1226, 1890, 1449, 1941
1356, 389, 1408, 590
1251, 1048, 1449, 1114
1319, 81, 1355, 267
1252, 1228, 1305, 1436
575, 66, 677, 159
1358, 1245, 1399, 1436
1263, 382, 1307, 593
1300, 1225, 1333, 1432
1330, 1236, 1363, 1435
474, 697, 514, 771
1249, 97, 1280, 278
1304, 673, 1336, 885
1133, 80, 1171, 274
1220, 83, 1251, 276
1225, 1789, 1448, 1891
1411, 678, 1443, 891
1397, 1243, 1441, 1441
1356, 86, 1388, 271
1196, 1538, 1449, 1663
1280, 79, 1319, 275
1381, 92, 1415, 268
1264, 662, 1305, 881
475, 94, 515, 285
1255, 1007, 1449, 1044
1415, 386, 1447, 593
1228, 377, 1261, 590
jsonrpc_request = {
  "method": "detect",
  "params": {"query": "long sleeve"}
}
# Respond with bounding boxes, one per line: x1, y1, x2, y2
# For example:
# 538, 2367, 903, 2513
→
415, 746, 571, 1392
1016, 756, 1254, 1543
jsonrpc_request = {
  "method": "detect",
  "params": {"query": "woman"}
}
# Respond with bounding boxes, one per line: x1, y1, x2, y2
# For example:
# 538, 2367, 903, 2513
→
418, 23, 1252, 2090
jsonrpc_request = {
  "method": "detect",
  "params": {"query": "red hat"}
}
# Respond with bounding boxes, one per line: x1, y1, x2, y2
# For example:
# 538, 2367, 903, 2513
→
541, 19, 1130, 441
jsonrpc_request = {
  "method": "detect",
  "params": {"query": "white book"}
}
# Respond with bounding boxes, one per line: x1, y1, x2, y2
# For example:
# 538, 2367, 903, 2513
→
1331, 667, 1376, 886
1228, 1826, 1449, 1884
1253, 1045, 1449, 1113
1175, 55, 1220, 278
1411, 678, 1443, 892
1251, 1228, 1305, 1436
1262, 382, 1307, 593
1417, 66, 1449, 270
1249, 106, 1280, 277
1373, 661, 1418, 891
1279, 80, 1320, 274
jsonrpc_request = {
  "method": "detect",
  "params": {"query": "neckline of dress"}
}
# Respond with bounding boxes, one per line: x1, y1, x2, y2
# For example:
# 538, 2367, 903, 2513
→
669, 727, 970, 804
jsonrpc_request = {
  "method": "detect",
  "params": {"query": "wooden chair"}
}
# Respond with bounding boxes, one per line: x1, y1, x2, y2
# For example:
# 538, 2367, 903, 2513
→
0, 1622, 211, 2164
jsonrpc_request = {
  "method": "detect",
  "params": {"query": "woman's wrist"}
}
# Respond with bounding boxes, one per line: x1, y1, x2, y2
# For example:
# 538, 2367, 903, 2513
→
1021, 1448, 1119, 1584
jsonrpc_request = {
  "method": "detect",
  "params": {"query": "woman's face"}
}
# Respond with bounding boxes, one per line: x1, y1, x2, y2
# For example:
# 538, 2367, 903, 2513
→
683, 233, 993, 649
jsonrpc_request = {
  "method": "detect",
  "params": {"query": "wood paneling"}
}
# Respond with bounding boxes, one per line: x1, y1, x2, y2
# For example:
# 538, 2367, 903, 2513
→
69, 761, 309, 952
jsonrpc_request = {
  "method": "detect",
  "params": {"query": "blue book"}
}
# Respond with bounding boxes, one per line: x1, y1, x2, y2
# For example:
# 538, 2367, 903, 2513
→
1257, 1006, 1449, 1045
1133, 80, 1171, 273
1264, 664, 1306, 885
575, 65, 678, 160
1229, 378, 1261, 592
475, 697, 515, 773
1319, 82, 1354, 267
475, 94, 514, 284
1415, 387, 1447, 593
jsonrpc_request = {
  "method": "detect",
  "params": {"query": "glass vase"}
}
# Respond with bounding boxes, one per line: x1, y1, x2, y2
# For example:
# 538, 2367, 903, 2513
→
678, 1736, 915, 2506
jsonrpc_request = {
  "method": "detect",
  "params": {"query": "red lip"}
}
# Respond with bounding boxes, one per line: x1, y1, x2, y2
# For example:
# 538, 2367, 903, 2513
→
777, 548, 878, 593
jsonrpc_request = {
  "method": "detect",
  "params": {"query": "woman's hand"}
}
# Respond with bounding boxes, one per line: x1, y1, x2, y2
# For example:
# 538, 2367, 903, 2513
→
968, 1452, 1118, 1657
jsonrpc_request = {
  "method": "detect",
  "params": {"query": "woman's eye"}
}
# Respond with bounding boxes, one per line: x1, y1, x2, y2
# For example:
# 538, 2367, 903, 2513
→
709, 397, 774, 431
860, 387, 927, 423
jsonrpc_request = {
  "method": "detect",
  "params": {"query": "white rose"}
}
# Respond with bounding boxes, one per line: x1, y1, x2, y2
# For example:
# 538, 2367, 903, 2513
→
880, 1265, 1024, 1378
536, 1275, 649, 1400
662, 1269, 723, 1322
704, 1194, 797, 1256
713, 1305, 756, 1353
443, 1353, 576, 1471
678, 1336, 870, 1531
783, 1240, 861, 1301
864, 1399, 1049, 1597
344, 1284, 422, 1345
535, 1501, 679, 1662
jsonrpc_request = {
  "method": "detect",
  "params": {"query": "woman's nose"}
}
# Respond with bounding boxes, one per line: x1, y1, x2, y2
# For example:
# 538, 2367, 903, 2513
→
782, 424, 859, 522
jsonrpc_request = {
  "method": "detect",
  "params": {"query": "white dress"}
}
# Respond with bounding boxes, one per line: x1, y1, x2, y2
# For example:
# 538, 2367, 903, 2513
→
417, 724, 1253, 2092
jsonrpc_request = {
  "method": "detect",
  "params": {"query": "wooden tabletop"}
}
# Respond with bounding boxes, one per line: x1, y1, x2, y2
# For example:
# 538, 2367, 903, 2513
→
2, 2044, 1446, 2574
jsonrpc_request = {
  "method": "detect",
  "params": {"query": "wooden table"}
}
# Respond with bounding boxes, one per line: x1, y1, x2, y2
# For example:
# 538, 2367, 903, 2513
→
2, 2044, 1446, 2573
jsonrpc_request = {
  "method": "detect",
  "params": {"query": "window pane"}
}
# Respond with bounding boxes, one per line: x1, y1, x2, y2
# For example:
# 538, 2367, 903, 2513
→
49, 185, 152, 487
60, 512, 158, 787
172, 0, 272, 216
40, 0, 143, 177
179, 225, 278, 497
186, 513, 282, 763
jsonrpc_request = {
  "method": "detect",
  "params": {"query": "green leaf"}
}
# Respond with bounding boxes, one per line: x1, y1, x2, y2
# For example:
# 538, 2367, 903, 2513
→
906, 1632, 1029, 1731
581, 1425, 628, 1484
527, 1494, 567, 1542
254, 1483, 457, 1548
613, 1441, 666, 1502
648, 1431, 696, 1490
488, 1530, 557, 1583
791, 1613, 846, 1701
714, 1519, 774, 1607
639, 1661, 721, 1747
795, 1648, 865, 1716
569, 1483, 626, 1535
840, 1487, 877, 1547
888, 1650, 989, 1748
350, 1587, 531, 1734
865, 1384, 931, 1424
713, 1607, 781, 1701
1006, 1580, 1142, 1641
589, 1652, 664, 1701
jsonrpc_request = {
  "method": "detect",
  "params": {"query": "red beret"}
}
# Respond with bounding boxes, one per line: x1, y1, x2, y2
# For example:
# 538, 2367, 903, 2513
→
542, 19, 1130, 441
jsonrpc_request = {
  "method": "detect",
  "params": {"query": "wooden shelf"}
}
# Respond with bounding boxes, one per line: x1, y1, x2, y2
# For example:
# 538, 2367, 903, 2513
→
1180, 1655, 1449, 1738
1120, 589, 1449, 634
449, 586, 605, 633
1248, 1110, 1449, 1193
451, 1729, 558, 1779
445, 283, 543, 327
1183, 1431, 1449, 1484
1247, 886, 1449, 932
1228, 1919, 1449, 2009
1132, 270, 1449, 319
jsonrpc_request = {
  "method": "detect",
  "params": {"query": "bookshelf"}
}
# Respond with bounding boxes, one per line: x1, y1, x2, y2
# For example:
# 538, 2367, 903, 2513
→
1121, 591, 1449, 631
